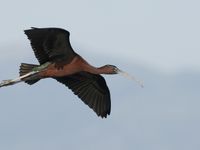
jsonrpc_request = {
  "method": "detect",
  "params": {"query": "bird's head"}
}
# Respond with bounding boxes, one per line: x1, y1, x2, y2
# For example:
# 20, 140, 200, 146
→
100, 65, 120, 74
102, 64, 144, 88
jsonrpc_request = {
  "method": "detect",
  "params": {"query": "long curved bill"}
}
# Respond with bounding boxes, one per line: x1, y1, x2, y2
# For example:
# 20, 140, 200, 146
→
117, 69, 144, 88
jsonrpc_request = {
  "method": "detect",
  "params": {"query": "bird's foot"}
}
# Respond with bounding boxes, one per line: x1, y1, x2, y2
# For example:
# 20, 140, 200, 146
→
0, 79, 13, 87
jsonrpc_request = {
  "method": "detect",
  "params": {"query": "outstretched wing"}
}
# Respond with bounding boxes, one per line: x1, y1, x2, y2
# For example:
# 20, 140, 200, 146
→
24, 27, 76, 64
54, 72, 111, 118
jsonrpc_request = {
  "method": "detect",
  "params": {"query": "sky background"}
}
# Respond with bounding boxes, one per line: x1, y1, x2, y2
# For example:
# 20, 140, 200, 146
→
0, 0, 200, 150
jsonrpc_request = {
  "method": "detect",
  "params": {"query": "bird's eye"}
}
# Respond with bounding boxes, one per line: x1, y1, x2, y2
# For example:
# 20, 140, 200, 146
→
113, 67, 119, 73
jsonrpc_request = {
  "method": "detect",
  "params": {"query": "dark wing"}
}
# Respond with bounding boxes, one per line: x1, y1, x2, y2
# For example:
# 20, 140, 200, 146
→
54, 72, 111, 118
24, 27, 76, 64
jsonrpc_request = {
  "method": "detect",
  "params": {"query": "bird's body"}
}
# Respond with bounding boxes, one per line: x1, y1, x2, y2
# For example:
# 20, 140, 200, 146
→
38, 55, 112, 78
0, 27, 142, 118
39, 55, 85, 77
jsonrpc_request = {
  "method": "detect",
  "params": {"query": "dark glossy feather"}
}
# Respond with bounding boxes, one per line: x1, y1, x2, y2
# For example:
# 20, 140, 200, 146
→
19, 63, 40, 85
24, 27, 76, 64
54, 72, 111, 118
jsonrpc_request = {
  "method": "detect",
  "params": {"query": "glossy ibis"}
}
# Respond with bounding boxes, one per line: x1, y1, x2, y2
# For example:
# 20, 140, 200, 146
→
0, 27, 143, 118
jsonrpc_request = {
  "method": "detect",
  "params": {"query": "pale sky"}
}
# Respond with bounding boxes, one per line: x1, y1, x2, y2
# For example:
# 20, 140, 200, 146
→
0, 1, 200, 150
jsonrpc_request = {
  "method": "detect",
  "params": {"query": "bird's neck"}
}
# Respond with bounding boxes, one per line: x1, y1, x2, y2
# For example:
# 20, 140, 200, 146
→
84, 65, 108, 74
78, 56, 107, 74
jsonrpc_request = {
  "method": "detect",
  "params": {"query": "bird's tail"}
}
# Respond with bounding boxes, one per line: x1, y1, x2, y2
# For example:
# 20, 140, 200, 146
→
0, 63, 40, 88
19, 63, 40, 85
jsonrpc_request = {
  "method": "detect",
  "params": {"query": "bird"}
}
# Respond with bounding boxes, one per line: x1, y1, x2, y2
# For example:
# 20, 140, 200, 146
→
0, 27, 143, 118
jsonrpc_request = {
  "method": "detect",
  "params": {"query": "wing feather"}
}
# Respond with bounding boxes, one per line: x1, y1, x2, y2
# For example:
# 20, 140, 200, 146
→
54, 72, 111, 118
24, 27, 76, 64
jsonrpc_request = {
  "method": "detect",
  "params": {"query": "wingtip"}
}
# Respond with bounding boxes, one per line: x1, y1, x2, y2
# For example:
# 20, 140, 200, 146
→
31, 27, 38, 29
24, 27, 38, 32
99, 111, 110, 118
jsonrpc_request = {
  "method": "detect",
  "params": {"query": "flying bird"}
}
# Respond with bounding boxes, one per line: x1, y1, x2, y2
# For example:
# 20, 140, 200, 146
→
0, 27, 143, 118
